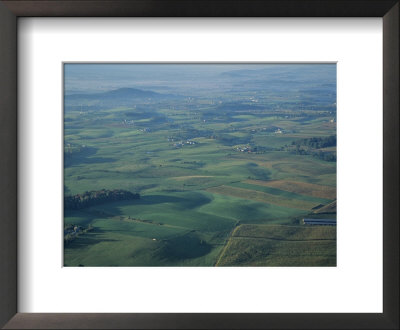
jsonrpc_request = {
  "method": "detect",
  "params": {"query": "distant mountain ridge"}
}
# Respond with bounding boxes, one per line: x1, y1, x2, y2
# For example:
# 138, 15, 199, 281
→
66, 87, 169, 101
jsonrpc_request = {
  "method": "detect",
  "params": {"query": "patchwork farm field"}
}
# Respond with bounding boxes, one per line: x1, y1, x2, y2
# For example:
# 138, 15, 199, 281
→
64, 63, 336, 267
217, 224, 336, 266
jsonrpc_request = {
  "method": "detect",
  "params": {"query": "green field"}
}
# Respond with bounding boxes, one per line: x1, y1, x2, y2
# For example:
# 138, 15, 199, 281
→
64, 63, 336, 267
217, 224, 336, 266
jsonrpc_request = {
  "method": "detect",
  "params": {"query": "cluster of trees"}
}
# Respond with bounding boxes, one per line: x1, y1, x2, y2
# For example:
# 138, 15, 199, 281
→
250, 145, 276, 154
280, 135, 337, 162
64, 224, 94, 245
286, 145, 336, 162
312, 151, 336, 162
287, 146, 336, 162
64, 189, 140, 210
291, 135, 336, 149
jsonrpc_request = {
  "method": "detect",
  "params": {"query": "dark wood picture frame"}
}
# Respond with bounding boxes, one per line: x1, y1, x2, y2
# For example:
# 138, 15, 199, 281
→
0, 1, 398, 329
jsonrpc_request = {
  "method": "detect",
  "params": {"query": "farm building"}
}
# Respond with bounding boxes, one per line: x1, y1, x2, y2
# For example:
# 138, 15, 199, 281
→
302, 218, 336, 226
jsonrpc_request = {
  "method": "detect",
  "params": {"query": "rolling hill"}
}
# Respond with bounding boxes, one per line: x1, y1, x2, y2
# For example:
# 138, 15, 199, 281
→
65, 87, 181, 108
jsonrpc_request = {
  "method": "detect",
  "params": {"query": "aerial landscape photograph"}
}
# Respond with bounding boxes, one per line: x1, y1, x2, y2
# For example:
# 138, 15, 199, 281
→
64, 63, 337, 267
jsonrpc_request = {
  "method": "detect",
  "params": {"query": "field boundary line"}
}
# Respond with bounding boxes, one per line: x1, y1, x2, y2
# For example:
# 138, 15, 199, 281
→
214, 223, 241, 267
232, 235, 336, 242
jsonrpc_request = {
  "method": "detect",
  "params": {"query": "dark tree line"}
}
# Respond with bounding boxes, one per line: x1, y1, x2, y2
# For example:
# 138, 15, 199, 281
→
280, 135, 336, 162
292, 135, 336, 149
65, 189, 140, 210
313, 150, 336, 162
287, 144, 336, 162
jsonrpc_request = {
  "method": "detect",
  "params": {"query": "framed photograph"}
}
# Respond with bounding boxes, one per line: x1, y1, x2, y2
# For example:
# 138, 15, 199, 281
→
0, 1, 398, 329
62, 62, 337, 268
